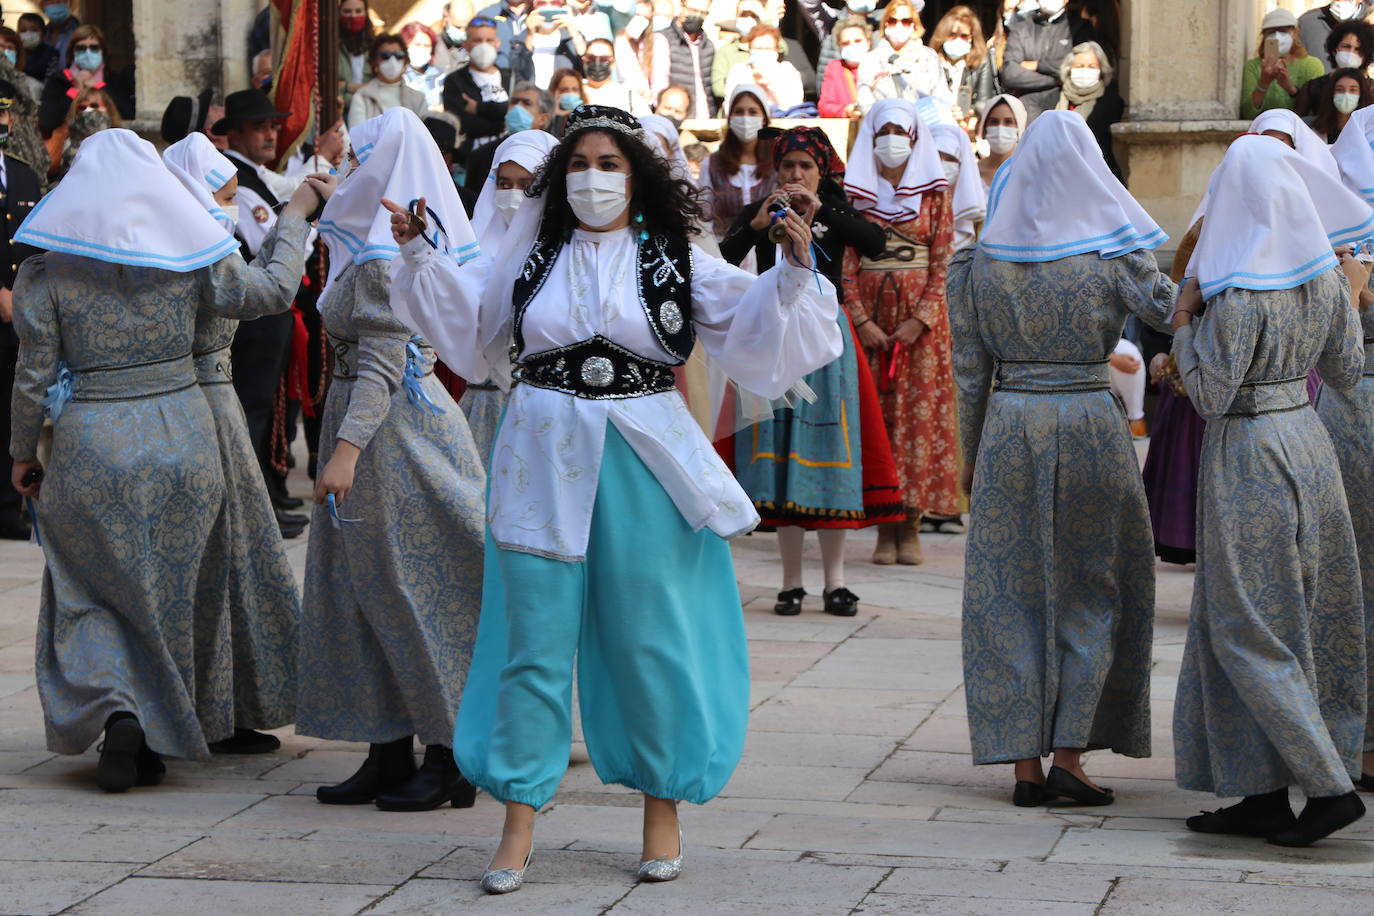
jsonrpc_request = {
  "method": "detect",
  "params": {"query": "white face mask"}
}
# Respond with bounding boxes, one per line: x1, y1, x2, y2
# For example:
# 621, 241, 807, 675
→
943, 38, 971, 60
841, 42, 867, 64
750, 49, 776, 70
940, 160, 960, 185
848, 0, 875, 12
1332, 1, 1362, 20
1038, 0, 1065, 15
1273, 31, 1294, 56
18, 30, 40, 49
652, 14, 672, 30
221, 203, 240, 227
566, 168, 629, 228
1335, 91, 1362, 114
984, 124, 1019, 154
469, 42, 498, 69
730, 114, 763, 141
495, 187, 526, 222
885, 23, 912, 47
1336, 49, 1363, 69
736, 15, 757, 34
378, 57, 405, 81
873, 134, 912, 168
409, 46, 432, 68
1069, 67, 1100, 89
625, 15, 649, 39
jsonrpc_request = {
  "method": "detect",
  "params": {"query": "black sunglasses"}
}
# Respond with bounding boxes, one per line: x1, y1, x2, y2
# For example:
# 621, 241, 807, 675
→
377, 50, 407, 61
469, 16, 497, 27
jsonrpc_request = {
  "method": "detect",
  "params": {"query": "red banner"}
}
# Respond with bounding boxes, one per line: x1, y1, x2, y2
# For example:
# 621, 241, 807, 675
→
271, 0, 319, 169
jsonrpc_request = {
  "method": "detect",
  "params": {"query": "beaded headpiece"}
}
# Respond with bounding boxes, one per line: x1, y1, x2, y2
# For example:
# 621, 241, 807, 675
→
564, 104, 645, 141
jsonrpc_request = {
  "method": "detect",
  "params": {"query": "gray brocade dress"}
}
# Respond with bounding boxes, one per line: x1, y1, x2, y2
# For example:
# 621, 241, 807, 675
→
11, 244, 303, 760
1316, 304, 1374, 756
295, 259, 486, 747
1173, 271, 1366, 798
947, 248, 1175, 765
192, 217, 310, 732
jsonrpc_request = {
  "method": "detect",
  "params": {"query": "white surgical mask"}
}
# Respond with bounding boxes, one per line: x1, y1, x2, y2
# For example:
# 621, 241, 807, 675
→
378, 57, 405, 80
943, 38, 970, 60
409, 46, 432, 68
625, 15, 649, 39
566, 168, 629, 228
1335, 91, 1362, 114
841, 43, 867, 64
652, 14, 672, 30
1332, 1, 1362, 20
1017, 0, 1040, 12
848, 0, 875, 12
984, 124, 1019, 154
1273, 31, 1294, 56
495, 187, 526, 222
1336, 50, 1363, 69
469, 42, 498, 69
730, 114, 763, 141
18, 30, 39, 49
220, 204, 240, 227
736, 15, 757, 34
885, 23, 912, 47
873, 134, 911, 168
1069, 67, 1100, 89
1038, 0, 1065, 15
750, 49, 776, 70
940, 160, 960, 184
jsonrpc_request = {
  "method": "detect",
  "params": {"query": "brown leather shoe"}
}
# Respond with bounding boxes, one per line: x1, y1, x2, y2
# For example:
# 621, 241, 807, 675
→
872, 522, 898, 565
897, 519, 924, 565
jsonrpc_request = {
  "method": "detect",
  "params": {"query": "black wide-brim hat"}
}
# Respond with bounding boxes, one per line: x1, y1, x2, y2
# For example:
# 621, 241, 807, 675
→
161, 87, 215, 144
210, 88, 290, 135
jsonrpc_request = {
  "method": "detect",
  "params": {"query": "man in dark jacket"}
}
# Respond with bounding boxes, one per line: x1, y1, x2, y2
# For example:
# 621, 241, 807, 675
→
1300, 1, 1373, 64
475, 0, 531, 70
443, 17, 513, 160
660, 0, 716, 117
998, 1, 1084, 123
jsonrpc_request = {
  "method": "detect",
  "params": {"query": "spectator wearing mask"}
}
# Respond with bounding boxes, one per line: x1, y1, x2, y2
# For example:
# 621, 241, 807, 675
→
1299, 0, 1373, 62
1312, 68, 1371, 144
475, 0, 532, 70
55, 87, 119, 179
655, 82, 691, 126
931, 5, 999, 132
516, 0, 587, 89
799, 0, 879, 78
857, 1, 943, 110
38, 24, 133, 138
580, 38, 631, 108
0, 80, 42, 541
929, 120, 985, 253
0, 28, 43, 101
41, 3, 78, 74
17, 13, 55, 86
757, 0, 818, 100
1297, 20, 1374, 118
347, 34, 429, 129
443, 16, 513, 154
1242, 8, 1323, 120
819, 17, 870, 119
1055, 41, 1123, 178
724, 24, 804, 114
339, 0, 376, 113
402, 22, 448, 111
661, 0, 716, 118
462, 81, 553, 195
975, 92, 1027, 190
250, 49, 274, 92
998, 0, 1078, 123
700, 84, 775, 237
713, 0, 787, 100
548, 66, 586, 132
432, 0, 474, 71
616, 0, 670, 114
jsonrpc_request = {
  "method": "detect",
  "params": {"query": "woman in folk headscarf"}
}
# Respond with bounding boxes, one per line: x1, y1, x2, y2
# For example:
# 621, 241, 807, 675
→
720, 127, 903, 617
388, 104, 840, 891
10, 129, 318, 791
843, 98, 956, 565
1250, 108, 1341, 178
1174, 135, 1372, 846
161, 132, 317, 755
947, 111, 1175, 808
975, 92, 1027, 192
929, 120, 985, 252
462, 129, 559, 466
298, 107, 488, 813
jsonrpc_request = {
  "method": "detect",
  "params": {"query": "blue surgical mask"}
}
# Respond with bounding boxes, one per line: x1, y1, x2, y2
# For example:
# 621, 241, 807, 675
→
505, 103, 533, 133
559, 92, 581, 111
73, 48, 103, 71
1, 50, 15, 67
44, 4, 71, 23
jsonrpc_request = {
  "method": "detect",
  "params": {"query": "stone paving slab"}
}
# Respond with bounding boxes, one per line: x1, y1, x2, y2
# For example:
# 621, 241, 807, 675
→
1098, 876, 1374, 914
0, 861, 138, 916
137, 835, 459, 885
855, 893, 1097, 915
744, 812, 1064, 860
64, 876, 392, 915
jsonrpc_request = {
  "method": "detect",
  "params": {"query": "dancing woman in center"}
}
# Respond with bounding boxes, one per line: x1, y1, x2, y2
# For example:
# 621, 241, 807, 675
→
389, 104, 841, 891
948, 112, 1176, 808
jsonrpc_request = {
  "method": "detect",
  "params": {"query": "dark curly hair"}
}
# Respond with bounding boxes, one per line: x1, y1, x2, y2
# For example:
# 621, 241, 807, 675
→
1325, 19, 1374, 69
527, 126, 707, 240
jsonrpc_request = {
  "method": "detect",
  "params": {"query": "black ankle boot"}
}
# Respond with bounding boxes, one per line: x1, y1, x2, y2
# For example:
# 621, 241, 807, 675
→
96, 712, 142, 793
1269, 791, 1366, 847
136, 742, 166, 787
1187, 787, 1294, 837
375, 745, 477, 812
209, 728, 282, 755
316, 737, 416, 805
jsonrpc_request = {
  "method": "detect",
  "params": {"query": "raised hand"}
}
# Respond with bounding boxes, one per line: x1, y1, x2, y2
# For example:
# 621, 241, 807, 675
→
383, 196, 426, 245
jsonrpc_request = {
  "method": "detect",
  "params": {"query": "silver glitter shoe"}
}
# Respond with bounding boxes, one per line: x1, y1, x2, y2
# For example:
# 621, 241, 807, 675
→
636, 827, 684, 882
480, 845, 532, 895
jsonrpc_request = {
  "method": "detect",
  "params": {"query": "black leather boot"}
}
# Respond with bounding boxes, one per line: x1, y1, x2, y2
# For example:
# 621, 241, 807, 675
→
96, 712, 142, 793
316, 737, 416, 805
375, 745, 477, 812
209, 728, 282, 755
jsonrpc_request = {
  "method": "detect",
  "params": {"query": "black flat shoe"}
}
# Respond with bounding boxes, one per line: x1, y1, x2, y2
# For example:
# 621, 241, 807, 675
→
822, 586, 859, 617
276, 495, 305, 510
773, 588, 805, 616
316, 736, 416, 805
96, 713, 143, 793
376, 745, 477, 811
209, 728, 282, 755
279, 521, 306, 539
1186, 788, 1294, 837
136, 743, 166, 787
275, 508, 308, 527
1043, 765, 1114, 806
1013, 780, 1046, 807
1269, 791, 1366, 847
1357, 773, 1374, 792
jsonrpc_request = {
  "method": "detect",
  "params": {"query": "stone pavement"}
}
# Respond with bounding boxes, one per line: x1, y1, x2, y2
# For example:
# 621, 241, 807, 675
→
2, 501, 1374, 913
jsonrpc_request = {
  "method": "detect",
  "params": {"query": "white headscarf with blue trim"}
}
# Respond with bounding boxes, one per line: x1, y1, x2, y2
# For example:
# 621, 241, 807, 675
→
979, 110, 1165, 262
319, 107, 479, 291
1333, 104, 1374, 207
162, 133, 237, 233
1193, 134, 1374, 300
16, 128, 239, 271
470, 129, 559, 238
